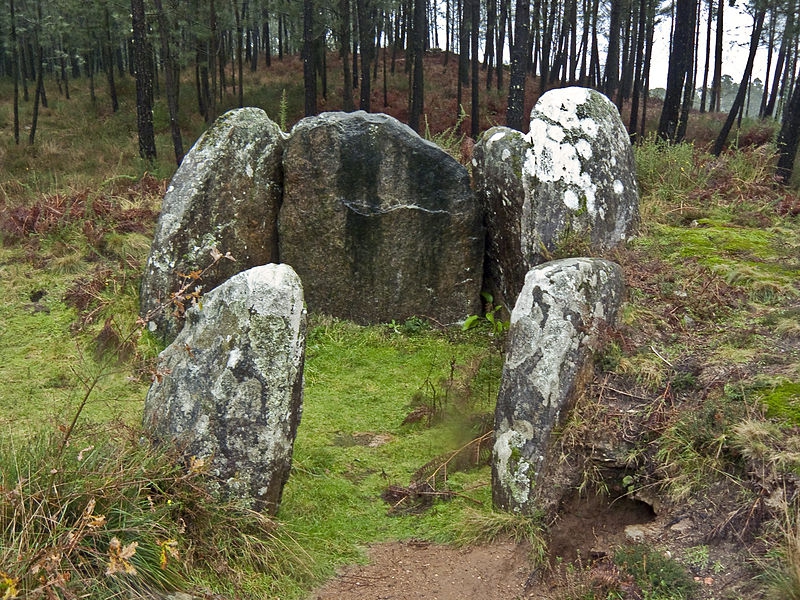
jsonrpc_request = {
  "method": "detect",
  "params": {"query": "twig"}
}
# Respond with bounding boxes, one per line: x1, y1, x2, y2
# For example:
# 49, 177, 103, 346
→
650, 345, 675, 369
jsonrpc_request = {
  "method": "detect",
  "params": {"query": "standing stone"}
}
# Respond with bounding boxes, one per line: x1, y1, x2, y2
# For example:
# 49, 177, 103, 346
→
492, 258, 624, 514
280, 111, 483, 325
473, 88, 638, 309
472, 126, 528, 314
143, 264, 306, 515
140, 108, 285, 341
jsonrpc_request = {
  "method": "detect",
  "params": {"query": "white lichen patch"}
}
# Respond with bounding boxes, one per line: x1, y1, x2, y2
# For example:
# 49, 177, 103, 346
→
525, 118, 598, 217
493, 422, 537, 508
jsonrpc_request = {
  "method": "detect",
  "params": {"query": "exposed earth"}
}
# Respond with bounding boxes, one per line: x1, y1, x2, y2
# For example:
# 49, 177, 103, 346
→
311, 488, 762, 599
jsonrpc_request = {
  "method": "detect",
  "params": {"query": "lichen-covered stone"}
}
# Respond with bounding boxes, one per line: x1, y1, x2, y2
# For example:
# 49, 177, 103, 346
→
279, 111, 483, 325
143, 264, 306, 515
474, 88, 638, 309
140, 108, 285, 341
492, 258, 624, 514
523, 87, 639, 262
472, 126, 528, 313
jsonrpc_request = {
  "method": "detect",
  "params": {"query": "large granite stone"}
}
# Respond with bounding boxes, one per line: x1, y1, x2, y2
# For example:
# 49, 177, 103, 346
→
492, 258, 624, 514
140, 108, 285, 341
279, 111, 484, 325
473, 88, 638, 309
143, 264, 306, 515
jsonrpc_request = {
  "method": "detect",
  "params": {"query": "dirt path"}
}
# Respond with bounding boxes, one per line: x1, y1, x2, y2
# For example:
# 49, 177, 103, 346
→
310, 540, 535, 600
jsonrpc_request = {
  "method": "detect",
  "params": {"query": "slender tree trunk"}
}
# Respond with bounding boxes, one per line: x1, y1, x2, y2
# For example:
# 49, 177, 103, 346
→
639, 0, 655, 139
605, 0, 622, 97
104, 3, 119, 112
589, 0, 601, 87
263, 5, 271, 67
712, 6, 766, 155
699, 0, 712, 112
153, 0, 184, 164
29, 0, 44, 145
764, 10, 792, 119
506, 0, 530, 130
709, 0, 723, 112
629, 0, 647, 139
409, 0, 425, 132
303, 0, 317, 115
471, 0, 479, 137
341, 0, 355, 110
209, 0, 218, 119
486, 0, 496, 89
675, 0, 698, 141
459, 0, 470, 86
496, 0, 508, 90
131, 0, 156, 160
776, 77, 800, 183
233, 0, 245, 108
357, 0, 374, 110
757, 7, 776, 118
278, 12, 284, 60
10, 0, 19, 144
657, 0, 696, 142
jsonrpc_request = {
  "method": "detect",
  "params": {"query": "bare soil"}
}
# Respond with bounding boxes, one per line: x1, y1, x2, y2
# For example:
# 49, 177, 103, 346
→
310, 486, 765, 600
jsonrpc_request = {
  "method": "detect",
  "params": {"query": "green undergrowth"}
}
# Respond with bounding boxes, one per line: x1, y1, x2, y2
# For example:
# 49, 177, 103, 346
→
280, 316, 505, 584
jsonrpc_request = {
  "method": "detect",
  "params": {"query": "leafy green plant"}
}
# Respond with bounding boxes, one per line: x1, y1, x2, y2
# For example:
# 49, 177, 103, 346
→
424, 105, 468, 163
462, 292, 509, 337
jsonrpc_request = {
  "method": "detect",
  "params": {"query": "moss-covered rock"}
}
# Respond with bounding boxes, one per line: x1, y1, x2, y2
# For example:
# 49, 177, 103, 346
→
474, 88, 639, 309
279, 111, 483, 325
143, 264, 306, 515
140, 108, 286, 341
492, 257, 624, 514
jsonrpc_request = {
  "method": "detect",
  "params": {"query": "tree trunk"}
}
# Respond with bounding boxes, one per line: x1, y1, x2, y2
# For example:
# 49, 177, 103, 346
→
303, 0, 317, 116
604, 0, 622, 98
675, 0, 698, 141
340, 0, 355, 111
459, 0, 470, 86
506, 0, 530, 130
657, 0, 696, 142
409, 0, 425, 132
776, 77, 800, 183
699, 0, 712, 112
234, 0, 245, 108
764, 10, 792, 119
131, 0, 156, 160
639, 0, 656, 139
496, 0, 508, 89
471, 0, 479, 137
712, 6, 766, 155
10, 0, 19, 144
486, 0, 496, 88
629, 0, 647, 139
709, 0, 723, 112
758, 6, 776, 118
153, 0, 184, 164
263, 5, 271, 67
104, 3, 119, 112
357, 0, 374, 110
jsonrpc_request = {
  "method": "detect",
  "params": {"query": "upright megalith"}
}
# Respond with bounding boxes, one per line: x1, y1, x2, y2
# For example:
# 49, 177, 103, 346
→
471, 126, 528, 314
143, 264, 306, 515
140, 108, 285, 341
280, 111, 484, 325
473, 87, 638, 309
492, 258, 624, 515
